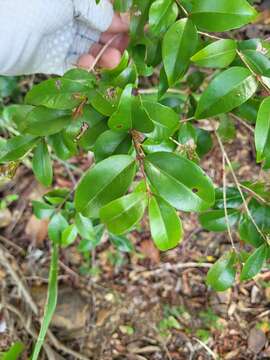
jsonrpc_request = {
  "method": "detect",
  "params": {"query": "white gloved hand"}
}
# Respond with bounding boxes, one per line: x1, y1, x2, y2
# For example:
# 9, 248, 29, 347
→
0, 0, 114, 76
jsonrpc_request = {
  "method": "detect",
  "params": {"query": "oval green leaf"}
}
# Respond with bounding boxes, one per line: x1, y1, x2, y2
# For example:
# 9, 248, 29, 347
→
195, 67, 257, 119
144, 152, 215, 212
191, 0, 258, 32
75, 155, 136, 218
149, 195, 183, 251
100, 192, 147, 235
191, 39, 237, 68
162, 18, 198, 86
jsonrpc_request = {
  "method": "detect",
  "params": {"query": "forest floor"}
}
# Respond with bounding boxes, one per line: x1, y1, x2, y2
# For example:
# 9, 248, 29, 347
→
1, 2, 270, 360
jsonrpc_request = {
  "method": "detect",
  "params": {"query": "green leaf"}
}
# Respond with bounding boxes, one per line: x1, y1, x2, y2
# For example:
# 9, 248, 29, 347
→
108, 84, 133, 131
2, 342, 24, 360
2, 104, 34, 133
108, 85, 154, 133
75, 155, 136, 218
49, 131, 77, 160
191, 39, 237, 68
32, 201, 54, 220
109, 233, 134, 252
0, 76, 18, 98
144, 152, 215, 212
89, 89, 117, 116
32, 214, 63, 360
241, 50, 270, 75
48, 213, 68, 242
25, 78, 92, 110
61, 224, 78, 248
206, 252, 236, 291
238, 202, 270, 247
143, 101, 179, 141
255, 96, 270, 163
190, 0, 258, 32
24, 107, 72, 136
217, 114, 236, 142
196, 128, 213, 157
195, 67, 257, 119
0, 135, 38, 162
100, 192, 147, 235
94, 130, 132, 162
75, 213, 95, 240
32, 140, 53, 187
199, 209, 240, 232
240, 244, 268, 281
162, 18, 198, 86
149, 195, 183, 251
149, 0, 178, 36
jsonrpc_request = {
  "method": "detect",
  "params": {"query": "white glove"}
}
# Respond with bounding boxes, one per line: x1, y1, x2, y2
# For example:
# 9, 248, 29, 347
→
0, 0, 114, 76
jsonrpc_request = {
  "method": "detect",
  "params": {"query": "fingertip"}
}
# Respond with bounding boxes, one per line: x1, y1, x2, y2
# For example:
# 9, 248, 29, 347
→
99, 47, 122, 69
77, 54, 95, 70
108, 13, 129, 33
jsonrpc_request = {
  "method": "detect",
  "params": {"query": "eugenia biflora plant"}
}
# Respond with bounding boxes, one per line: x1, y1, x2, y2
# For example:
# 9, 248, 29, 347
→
1, 0, 270, 357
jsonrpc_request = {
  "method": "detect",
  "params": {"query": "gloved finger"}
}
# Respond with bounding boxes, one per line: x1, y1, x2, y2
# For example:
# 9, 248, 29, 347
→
107, 13, 129, 33
99, 33, 129, 53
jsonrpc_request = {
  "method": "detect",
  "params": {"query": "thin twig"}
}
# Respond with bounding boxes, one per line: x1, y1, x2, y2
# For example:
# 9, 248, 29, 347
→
193, 338, 217, 360
215, 132, 269, 244
0, 245, 38, 315
88, 34, 121, 72
236, 49, 270, 94
230, 113, 255, 133
198, 31, 223, 40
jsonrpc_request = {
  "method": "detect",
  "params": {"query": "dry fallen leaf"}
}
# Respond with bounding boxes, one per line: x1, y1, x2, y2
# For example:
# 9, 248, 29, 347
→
139, 239, 160, 264
248, 327, 266, 354
25, 215, 49, 246
0, 209, 12, 228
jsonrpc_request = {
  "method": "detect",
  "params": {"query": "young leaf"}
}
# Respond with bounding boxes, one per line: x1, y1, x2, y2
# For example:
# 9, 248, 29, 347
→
149, 195, 183, 251
109, 233, 134, 252
0, 135, 38, 162
100, 192, 147, 235
75, 213, 95, 240
190, 0, 258, 32
75, 155, 136, 218
32, 140, 53, 187
195, 67, 257, 119
206, 252, 236, 291
199, 209, 240, 232
108, 85, 154, 133
61, 224, 78, 248
162, 18, 198, 86
191, 39, 237, 68
108, 84, 133, 131
255, 97, 270, 163
240, 244, 268, 281
144, 152, 215, 212
143, 101, 179, 141
32, 201, 54, 220
149, 0, 178, 36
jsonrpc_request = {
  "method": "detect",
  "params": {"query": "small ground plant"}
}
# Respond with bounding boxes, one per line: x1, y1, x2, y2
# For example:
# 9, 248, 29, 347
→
1, 0, 270, 357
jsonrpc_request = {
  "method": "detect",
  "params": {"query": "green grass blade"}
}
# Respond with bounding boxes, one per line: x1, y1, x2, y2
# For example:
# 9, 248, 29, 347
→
31, 238, 59, 360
